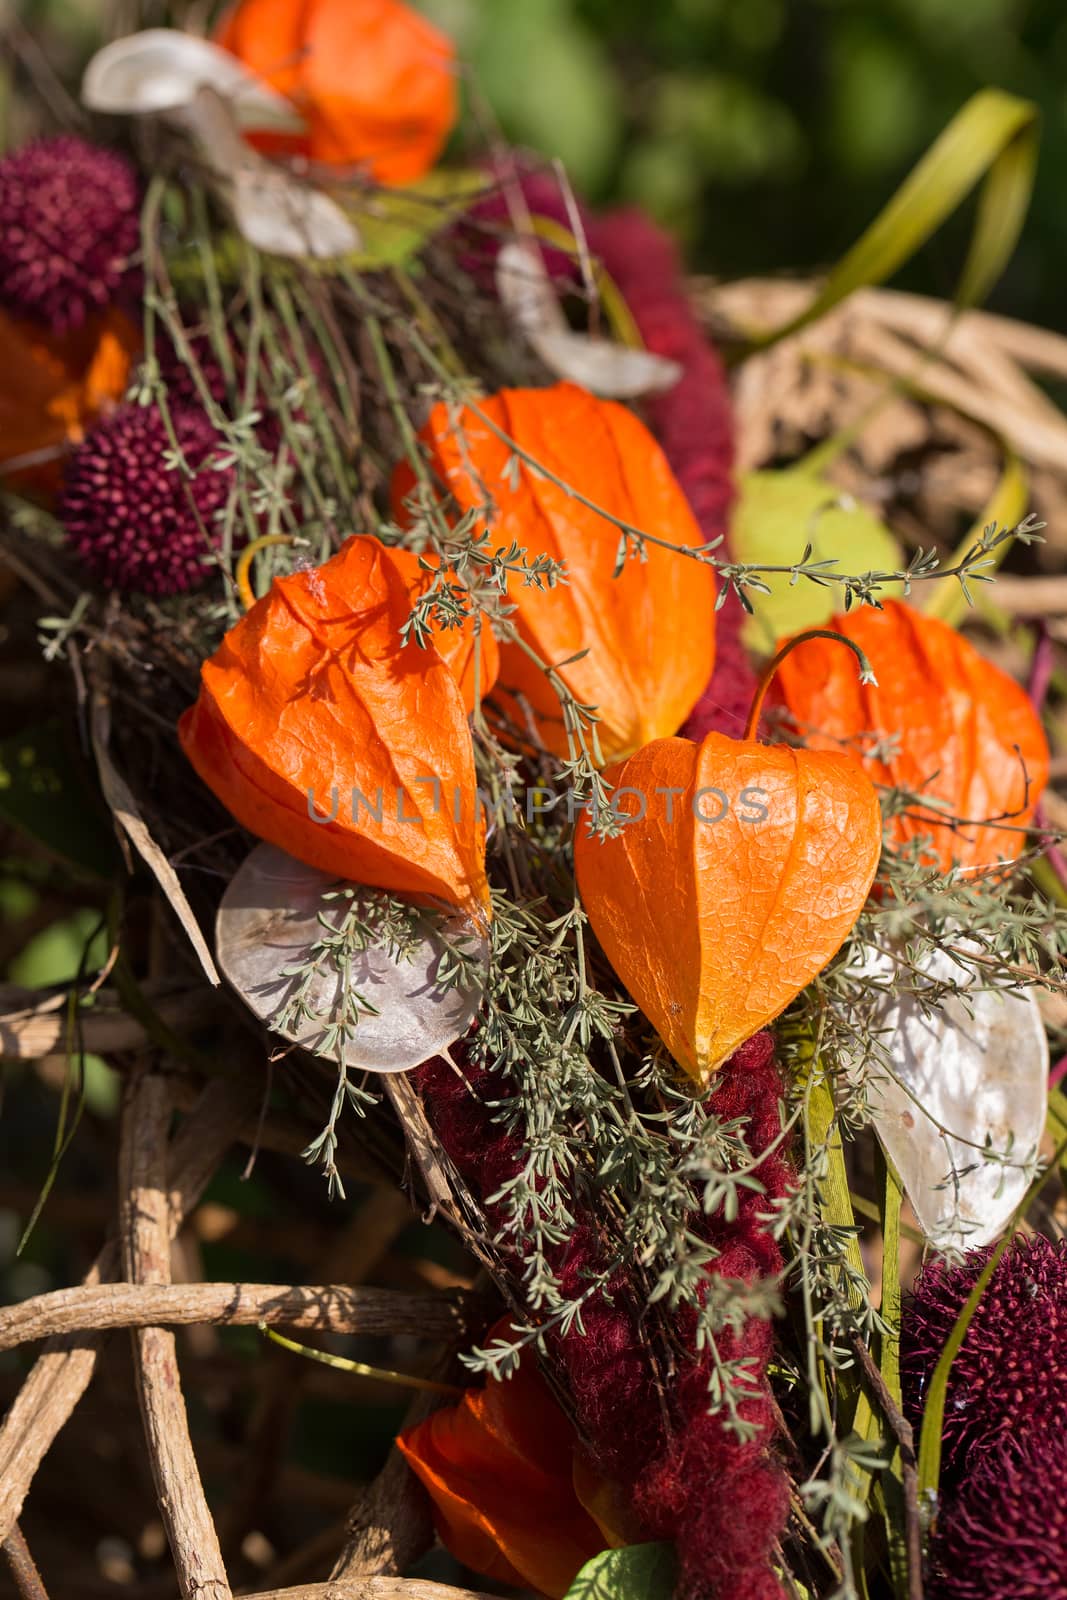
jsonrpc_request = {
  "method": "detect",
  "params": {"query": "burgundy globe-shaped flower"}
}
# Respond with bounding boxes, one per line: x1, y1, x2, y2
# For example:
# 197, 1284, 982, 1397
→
0, 135, 141, 334
61, 403, 234, 596
902, 1235, 1067, 1483
928, 1433, 1067, 1599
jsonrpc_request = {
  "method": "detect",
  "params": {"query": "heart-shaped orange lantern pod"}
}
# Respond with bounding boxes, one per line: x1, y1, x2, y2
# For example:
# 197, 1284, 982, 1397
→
179, 534, 490, 916
574, 734, 881, 1084
385, 544, 499, 714
214, 0, 457, 183
773, 599, 1048, 874
399, 382, 716, 765
0, 306, 139, 502
397, 1319, 623, 1599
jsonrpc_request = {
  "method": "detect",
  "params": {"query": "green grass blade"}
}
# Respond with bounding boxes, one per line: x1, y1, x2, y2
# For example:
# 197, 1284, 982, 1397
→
750, 89, 1038, 351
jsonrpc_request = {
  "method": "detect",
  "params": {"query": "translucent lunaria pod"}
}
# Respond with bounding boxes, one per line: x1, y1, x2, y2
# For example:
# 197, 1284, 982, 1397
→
495, 240, 682, 399
82, 29, 306, 130
82, 38, 359, 259
216, 842, 489, 1073
844, 937, 1048, 1251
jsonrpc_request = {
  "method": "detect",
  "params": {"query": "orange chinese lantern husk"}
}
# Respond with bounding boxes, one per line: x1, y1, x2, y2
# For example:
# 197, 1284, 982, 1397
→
407, 382, 716, 764
384, 544, 500, 714
179, 535, 490, 915
214, 0, 457, 183
0, 306, 139, 502
774, 599, 1048, 873
397, 1323, 615, 1598
574, 734, 882, 1083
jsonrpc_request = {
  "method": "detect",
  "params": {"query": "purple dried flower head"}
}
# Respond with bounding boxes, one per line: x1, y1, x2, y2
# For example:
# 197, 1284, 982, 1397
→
928, 1434, 1067, 1599
0, 136, 140, 334
61, 403, 234, 596
902, 1234, 1067, 1482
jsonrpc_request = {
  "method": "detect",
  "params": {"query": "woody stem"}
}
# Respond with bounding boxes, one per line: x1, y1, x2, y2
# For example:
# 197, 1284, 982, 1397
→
744, 628, 876, 742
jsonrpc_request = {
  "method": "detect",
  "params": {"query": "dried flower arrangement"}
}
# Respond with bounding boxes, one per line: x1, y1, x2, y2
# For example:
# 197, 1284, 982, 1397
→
2, 6, 1067, 1600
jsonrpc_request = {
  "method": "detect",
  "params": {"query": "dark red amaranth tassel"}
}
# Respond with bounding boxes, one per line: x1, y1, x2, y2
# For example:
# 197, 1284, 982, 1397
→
422, 182, 791, 1599
417, 1033, 792, 1600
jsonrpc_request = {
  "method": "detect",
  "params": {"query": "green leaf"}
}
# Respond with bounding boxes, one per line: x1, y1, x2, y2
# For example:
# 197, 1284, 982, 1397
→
344, 170, 490, 269
564, 1542, 676, 1600
731, 469, 901, 650
0, 723, 118, 879
749, 88, 1039, 350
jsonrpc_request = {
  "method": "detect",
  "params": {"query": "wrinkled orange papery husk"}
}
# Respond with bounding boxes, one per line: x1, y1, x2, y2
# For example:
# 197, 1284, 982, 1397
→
404, 381, 716, 764
179, 534, 489, 914
775, 599, 1049, 874
0, 306, 140, 502
574, 733, 882, 1083
384, 544, 500, 714
397, 1323, 619, 1599
214, 0, 457, 183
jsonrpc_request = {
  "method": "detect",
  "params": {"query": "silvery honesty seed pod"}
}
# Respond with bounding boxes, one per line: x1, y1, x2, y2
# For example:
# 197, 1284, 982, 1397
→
216, 842, 489, 1073
82, 31, 359, 259
495, 240, 682, 399
844, 936, 1048, 1251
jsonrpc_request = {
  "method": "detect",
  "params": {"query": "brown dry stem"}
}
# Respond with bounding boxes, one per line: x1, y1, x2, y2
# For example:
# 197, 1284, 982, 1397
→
119, 1066, 232, 1600
2, 1525, 50, 1600
0, 1282, 480, 1351
244, 1582, 496, 1600
0, 1076, 248, 1542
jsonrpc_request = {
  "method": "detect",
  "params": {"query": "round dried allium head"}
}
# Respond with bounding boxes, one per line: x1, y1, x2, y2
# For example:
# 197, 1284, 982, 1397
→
0, 135, 140, 333
61, 403, 234, 596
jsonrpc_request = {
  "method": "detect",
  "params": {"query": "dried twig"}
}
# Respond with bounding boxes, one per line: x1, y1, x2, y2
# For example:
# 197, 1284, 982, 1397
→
120, 1067, 231, 1599
331, 1361, 452, 1581
2, 1525, 50, 1600
90, 672, 220, 985
0, 980, 225, 1059
0, 1077, 247, 1541
0, 1281, 480, 1351
244, 1582, 496, 1600
851, 1335, 924, 1600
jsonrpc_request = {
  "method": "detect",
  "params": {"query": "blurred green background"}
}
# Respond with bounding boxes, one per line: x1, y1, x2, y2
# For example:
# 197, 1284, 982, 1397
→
11, 0, 1067, 326
422, 0, 1067, 330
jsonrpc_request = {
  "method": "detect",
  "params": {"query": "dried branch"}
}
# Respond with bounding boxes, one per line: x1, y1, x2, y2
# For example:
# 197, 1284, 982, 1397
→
120, 1067, 231, 1600
0, 980, 225, 1059
851, 1335, 924, 1600
0, 1076, 247, 1542
2, 1525, 50, 1600
90, 674, 220, 986
0, 1282, 480, 1351
244, 1582, 496, 1600
331, 1361, 452, 1581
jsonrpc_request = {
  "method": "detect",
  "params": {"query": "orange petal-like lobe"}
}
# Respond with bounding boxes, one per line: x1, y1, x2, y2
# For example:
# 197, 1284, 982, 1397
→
574, 734, 882, 1082
0, 306, 140, 501
214, 0, 457, 183
407, 382, 716, 764
774, 599, 1048, 873
385, 545, 500, 714
179, 535, 489, 914
397, 1324, 610, 1599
